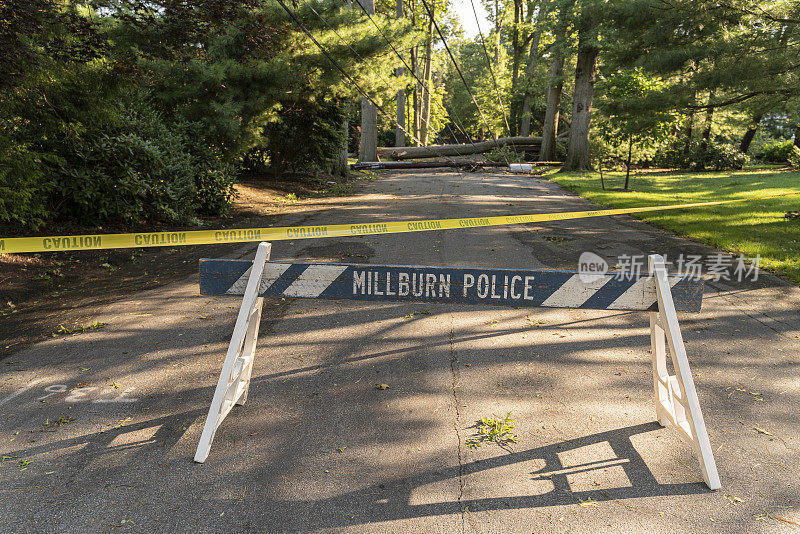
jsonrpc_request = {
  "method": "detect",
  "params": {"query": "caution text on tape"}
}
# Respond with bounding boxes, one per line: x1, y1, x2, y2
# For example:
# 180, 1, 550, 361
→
1, 191, 797, 254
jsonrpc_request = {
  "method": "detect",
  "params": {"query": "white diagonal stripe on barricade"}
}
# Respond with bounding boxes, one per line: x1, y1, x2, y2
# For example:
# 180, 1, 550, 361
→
540, 274, 612, 308
282, 265, 348, 297
228, 263, 292, 295
226, 268, 254, 295
608, 276, 683, 310
607, 276, 654, 310
225, 262, 292, 295
259, 263, 292, 294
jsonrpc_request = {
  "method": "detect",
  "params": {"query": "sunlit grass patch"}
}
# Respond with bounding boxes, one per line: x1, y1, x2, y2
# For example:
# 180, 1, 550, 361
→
548, 169, 800, 283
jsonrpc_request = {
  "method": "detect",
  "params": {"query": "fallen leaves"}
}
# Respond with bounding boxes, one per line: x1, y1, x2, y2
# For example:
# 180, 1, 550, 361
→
42, 415, 75, 429
725, 494, 744, 505
375, 383, 390, 390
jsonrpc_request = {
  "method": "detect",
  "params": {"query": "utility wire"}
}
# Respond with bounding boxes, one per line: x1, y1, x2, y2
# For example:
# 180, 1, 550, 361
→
350, 0, 475, 145
468, 0, 513, 137
418, 0, 509, 163
274, 0, 469, 164
305, 2, 471, 160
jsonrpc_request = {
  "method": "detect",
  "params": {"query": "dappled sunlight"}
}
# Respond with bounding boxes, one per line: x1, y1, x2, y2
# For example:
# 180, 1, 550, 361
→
2, 169, 799, 532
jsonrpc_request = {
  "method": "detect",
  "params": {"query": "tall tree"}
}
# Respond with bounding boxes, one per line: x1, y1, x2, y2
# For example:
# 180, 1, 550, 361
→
419, 0, 435, 145
358, 0, 378, 160
538, 7, 568, 158
739, 113, 763, 153
516, 0, 550, 137
562, 2, 598, 171
395, 0, 406, 147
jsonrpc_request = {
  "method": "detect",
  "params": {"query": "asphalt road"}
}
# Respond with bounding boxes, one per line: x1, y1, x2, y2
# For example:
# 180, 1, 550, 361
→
1, 170, 799, 533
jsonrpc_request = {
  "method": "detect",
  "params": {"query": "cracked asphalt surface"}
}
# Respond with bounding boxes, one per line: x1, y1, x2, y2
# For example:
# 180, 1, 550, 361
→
1, 170, 799, 533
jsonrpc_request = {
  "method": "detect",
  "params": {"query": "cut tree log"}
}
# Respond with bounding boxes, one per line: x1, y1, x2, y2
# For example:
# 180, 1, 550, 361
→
350, 160, 561, 171
377, 136, 543, 160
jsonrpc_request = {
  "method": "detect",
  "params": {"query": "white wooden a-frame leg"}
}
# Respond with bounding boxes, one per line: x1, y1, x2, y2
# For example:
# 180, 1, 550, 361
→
194, 242, 270, 463
648, 254, 720, 490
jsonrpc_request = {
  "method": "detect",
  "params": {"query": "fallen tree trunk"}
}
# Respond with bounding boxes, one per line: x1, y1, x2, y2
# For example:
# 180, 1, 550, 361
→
377, 136, 543, 160
351, 160, 561, 171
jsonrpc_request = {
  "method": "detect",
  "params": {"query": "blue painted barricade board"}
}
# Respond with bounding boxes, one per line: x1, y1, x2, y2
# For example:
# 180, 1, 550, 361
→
199, 260, 703, 312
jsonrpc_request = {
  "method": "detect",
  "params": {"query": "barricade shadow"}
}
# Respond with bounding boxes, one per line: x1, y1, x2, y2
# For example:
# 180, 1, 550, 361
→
225, 421, 708, 529
2, 409, 206, 474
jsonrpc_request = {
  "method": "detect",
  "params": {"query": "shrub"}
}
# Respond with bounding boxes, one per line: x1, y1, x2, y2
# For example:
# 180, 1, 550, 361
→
756, 140, 795, 163
653, 140, 747, 171
788, 146, 800, 169
555, 140, 568, 161
51, 95, 236, 224
0, 134, 49, 228
694, 142, 748, 171
485, 144, 524, 163
262, 102, 346, 176
652, 139, 691, 169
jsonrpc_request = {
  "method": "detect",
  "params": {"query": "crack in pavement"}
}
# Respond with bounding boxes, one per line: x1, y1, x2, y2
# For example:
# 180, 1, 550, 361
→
448, 325, 467, 533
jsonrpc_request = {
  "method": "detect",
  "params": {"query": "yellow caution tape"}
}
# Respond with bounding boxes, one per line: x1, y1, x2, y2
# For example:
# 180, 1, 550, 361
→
1, 191, 798, 254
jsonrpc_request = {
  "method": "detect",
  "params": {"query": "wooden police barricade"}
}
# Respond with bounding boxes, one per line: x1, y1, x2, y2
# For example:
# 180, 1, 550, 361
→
194, 242, 720, 490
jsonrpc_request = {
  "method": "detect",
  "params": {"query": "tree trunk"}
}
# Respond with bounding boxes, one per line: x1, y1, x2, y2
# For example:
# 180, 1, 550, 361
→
420, 11, 434, 146
411, 47, 421, 146
494, 0, 501, 63
332, 105, 350, 177
739, 113, 762, 153
624, 135, 632, 190
377, 136, 542, 159
683, 108, 694, 153
395, 0, 405, 147
539, 41, 564, 160
509, 0, 522, 134
518, 28, 542, 137
699, 90, 714, 153
360, 99, 377, 161
358, 0, 377, 161
334, 0, 353, 173
562, 42, 598, 171
598, 159, 604, 189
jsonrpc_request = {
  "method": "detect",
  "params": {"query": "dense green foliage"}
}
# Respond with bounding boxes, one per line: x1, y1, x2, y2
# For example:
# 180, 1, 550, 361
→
2, 0, 799, 230
414, 0, 800, 170
256, 102, 347, 176
653, 140, 748, 171
757, 141, 798, 164
0, 0, 407, 229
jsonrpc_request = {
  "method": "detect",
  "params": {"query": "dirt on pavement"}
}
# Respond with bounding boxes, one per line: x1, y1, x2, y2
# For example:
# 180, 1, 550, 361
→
0, 174, 368, 358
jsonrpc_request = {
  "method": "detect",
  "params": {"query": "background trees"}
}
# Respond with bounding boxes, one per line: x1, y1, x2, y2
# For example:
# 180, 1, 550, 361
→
1, 0, 798, 229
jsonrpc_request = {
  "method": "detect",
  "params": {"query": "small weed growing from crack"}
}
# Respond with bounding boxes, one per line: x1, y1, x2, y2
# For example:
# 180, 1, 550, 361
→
43, 415, 75, 429
54, 321, 108, 336
465, 412, 518, 450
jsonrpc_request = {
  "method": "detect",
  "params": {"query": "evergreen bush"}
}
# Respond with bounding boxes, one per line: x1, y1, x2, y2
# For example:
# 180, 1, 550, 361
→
653, 140, 747, 171
756, 140, 796, 163
262, 102, 346, 176
0, 134, 49, 228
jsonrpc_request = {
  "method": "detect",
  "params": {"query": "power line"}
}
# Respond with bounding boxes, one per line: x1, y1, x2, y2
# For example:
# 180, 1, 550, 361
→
418, 0, 509, 163
305, 1, 472, 156
351, 0, 475, 145
273, 0, 469, 165
467, 0, 513, 137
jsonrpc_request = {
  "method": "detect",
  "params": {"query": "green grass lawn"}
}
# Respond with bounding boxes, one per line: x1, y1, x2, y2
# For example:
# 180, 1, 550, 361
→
547, 168, 800, 283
